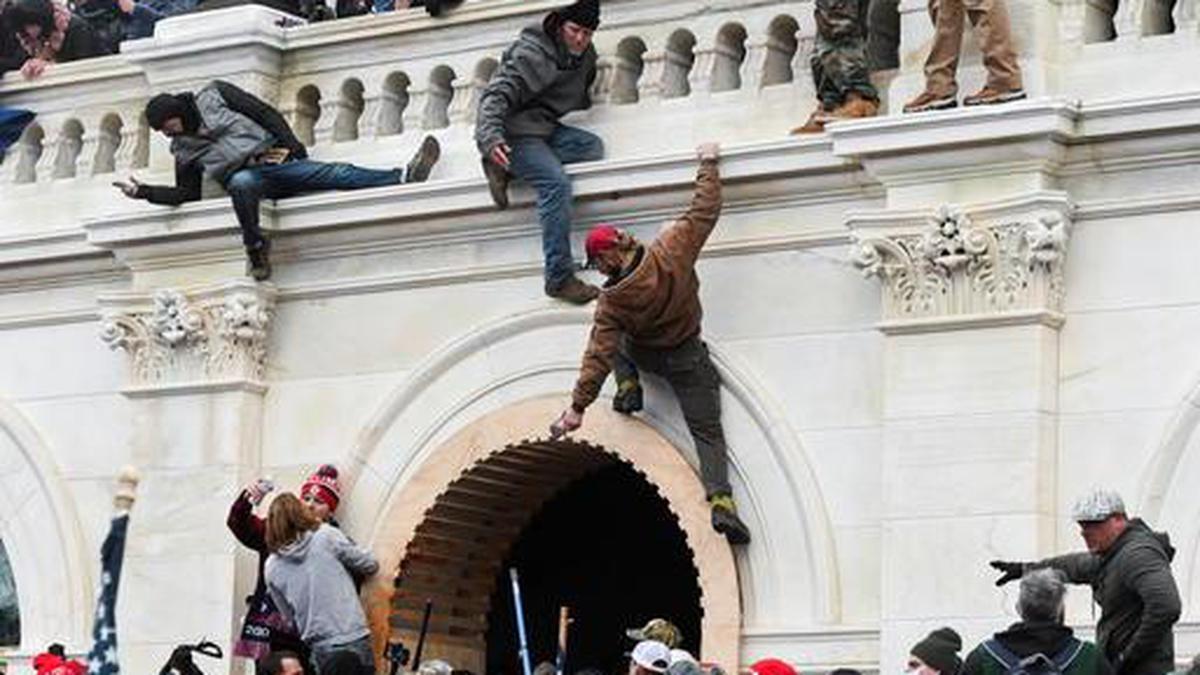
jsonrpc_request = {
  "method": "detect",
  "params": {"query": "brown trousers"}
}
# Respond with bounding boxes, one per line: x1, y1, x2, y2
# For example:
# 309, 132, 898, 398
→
924, 0, 1024, 96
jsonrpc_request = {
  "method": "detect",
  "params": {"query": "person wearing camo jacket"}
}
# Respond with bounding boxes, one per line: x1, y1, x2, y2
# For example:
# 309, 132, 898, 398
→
989, 489, 1181, 675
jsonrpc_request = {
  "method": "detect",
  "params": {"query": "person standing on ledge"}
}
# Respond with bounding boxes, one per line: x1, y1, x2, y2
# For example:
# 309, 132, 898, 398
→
792, 0, 880, 134
115, 80, 442, 281
474, 0, 605, 305
549, 143, 752, 546
902, 0, 1025, 112
990, 489, 1181, 675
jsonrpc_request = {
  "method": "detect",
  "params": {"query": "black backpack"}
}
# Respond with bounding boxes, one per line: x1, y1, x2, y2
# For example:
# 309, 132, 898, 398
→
982, 638, 1085, 675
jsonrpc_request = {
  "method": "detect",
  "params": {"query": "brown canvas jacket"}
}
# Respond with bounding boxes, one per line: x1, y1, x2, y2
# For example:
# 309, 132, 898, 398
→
571, 159, 722, 412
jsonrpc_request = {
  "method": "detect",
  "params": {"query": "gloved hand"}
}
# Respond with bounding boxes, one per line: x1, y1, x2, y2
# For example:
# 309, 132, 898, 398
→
549, 408, 583, 440
990, 560, 1026, 586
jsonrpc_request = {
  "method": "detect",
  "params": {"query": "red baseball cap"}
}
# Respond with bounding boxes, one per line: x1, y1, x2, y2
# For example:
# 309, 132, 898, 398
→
585, 225, 621, 267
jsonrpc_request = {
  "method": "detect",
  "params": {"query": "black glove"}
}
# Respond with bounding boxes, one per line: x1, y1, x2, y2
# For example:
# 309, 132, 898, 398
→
990, 560, 1025, 586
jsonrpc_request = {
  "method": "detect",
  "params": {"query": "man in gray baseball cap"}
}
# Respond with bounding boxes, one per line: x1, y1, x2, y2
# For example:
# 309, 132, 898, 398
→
989, 488, 1181, 675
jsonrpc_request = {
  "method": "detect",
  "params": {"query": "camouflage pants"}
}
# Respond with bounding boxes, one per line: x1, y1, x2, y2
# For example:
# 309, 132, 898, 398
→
811, 0, 879, 108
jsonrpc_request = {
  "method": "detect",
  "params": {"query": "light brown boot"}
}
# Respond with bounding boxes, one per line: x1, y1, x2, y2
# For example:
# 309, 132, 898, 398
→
829, 92, 880, 120
790, 105, 831, 135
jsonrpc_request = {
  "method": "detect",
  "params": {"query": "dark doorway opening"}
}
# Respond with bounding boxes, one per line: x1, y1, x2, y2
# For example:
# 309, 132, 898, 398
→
484, 463, 703, 675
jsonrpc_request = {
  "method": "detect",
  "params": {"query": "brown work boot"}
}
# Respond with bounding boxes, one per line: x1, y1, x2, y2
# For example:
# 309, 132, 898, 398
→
546, 276, 599, 305
404, 135, 440, 184
246, 240, 272, 282
481, 157, 510, 210
963, 86, 1027, 107
829, 92, 880, 120
903, 90, 958, 114
790, 105, 831, 135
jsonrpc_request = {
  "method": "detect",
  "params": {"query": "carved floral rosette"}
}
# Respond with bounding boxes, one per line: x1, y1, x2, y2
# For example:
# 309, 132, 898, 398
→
99, 282, 275, 389
850, 206, 1071, 322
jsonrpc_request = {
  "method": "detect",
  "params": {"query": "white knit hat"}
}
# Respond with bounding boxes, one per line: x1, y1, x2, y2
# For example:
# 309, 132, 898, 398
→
1071, 488, 1126, 522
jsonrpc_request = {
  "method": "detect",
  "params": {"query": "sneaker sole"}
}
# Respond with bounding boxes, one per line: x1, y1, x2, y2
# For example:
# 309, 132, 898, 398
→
963, 91, 1027, 106
903, 98, 959, 114
405, 135, 441, 184
714, 519, 751, 546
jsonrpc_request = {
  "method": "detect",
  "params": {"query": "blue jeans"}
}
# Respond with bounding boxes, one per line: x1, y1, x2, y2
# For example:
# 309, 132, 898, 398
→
225, 160, 402, 248
508, 125, 605, 291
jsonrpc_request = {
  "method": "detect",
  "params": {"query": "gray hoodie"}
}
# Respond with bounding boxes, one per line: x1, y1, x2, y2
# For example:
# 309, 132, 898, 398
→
265, 524, 380, 649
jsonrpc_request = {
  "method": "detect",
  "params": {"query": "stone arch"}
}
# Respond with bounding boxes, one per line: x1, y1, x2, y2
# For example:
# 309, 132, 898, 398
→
92, 113, 124, 175
663, 29, 697, 98
711, 23, 749, 92
52, 119, 84, 179
334, 78, 366, 142
13, 123, 44, 184
762, 15, 800, 86
294, 85, 322, 146
611, 36, 648, 104
424, 65, 457, 130
339, 307, 840, 669
378, 72, 411, 137
0, 397, 90, 653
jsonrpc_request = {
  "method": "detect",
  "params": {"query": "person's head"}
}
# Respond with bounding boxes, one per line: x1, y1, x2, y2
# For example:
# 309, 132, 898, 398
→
144, 92, 192, 138
301, 463, 342, 522
6, 0, 53, 40
265, 492, 320, 552
586, 224, 639, 278
907, 628, 962, 675
748, 658, 797, 675
547, 0, 598, 56
626, 618, 683, 650
47, 644, 66, 658
629, 641, 671, 675
1017, 568, 1068, 624
261, 651, 305, 675
1071, 488, 1128, 554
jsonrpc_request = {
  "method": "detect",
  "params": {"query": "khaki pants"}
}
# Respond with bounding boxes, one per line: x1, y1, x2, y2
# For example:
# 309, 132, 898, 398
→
923, 0, 1023, 96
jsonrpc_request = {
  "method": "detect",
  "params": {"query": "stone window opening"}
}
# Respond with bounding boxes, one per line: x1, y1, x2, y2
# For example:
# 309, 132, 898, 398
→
662, 29, 697, 98
14, 123, 45, 184
52, 119, 84, 180
378, 72, 411, 137
611, 36, 647, 104
294, 85, 322, 146
424, 65, 457, 130
93, 113, 124, 175
711, 23, 748, 92
334, 78, 366, 142
763, 15, 800, 86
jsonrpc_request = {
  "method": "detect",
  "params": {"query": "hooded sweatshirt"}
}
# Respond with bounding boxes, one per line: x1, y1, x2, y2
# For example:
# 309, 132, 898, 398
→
265, 523, 379, 649
962, 622, 1112, 675
1031, 519, 1181, 675
570, 159, 721, 412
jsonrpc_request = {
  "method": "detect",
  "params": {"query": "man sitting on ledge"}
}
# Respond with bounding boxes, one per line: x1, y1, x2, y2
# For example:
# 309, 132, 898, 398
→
115, 80, 442, 281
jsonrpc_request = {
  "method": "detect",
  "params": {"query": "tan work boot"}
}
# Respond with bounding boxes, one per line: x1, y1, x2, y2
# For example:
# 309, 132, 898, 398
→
790, 105, 831, 135
963, 86, 1027, 107
828, 92, 880, 120
546, 276, 600, 305
903, 90, 957, 114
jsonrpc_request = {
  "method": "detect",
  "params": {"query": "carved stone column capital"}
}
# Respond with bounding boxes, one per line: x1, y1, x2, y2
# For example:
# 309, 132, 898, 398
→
99, 280, 276, 395
850, 201, 1073, 333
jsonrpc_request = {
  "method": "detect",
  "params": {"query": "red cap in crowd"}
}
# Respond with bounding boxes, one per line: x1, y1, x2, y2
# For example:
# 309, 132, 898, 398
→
749, 659, 798, 675
585, 225, 621, 267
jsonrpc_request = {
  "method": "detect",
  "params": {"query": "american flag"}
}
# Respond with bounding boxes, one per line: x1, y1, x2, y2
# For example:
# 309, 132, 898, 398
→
87, 514, 129, 675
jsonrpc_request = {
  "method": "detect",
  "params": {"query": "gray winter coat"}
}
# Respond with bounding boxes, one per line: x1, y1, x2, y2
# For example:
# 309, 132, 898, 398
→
265, 524, 379, 650
171, 82, 276, 186
1031, 519, 1181, 675
474, 18, 597, 155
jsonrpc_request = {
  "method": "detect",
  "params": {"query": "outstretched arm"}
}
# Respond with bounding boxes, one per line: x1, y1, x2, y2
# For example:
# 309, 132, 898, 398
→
474, 38, 558, 162
658, 144, 722, 266
117, 159, 203, 206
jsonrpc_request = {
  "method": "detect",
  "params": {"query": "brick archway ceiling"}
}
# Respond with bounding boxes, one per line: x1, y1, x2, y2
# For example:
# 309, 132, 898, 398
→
390, 440, 690, 649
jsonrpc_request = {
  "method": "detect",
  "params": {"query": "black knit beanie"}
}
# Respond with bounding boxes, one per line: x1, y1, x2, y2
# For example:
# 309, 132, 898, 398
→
910, 628, 963, 675
144, 92, 201, 133
557, 0, 599, 30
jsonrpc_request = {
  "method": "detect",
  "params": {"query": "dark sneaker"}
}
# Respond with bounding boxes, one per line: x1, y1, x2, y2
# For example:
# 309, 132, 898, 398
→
903, 91, 958, 114
710, 494, 751, 545
404, 135, 441, 184
546, 276, 599, 305
612, 378, 643, 414
963, 87, 1027, 107
246, 241, 272, 282
481, 157, 510, 210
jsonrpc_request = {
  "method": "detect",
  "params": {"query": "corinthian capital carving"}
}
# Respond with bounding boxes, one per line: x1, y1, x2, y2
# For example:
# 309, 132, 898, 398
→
851, 205, 1071, 327
99, 280, 276, 393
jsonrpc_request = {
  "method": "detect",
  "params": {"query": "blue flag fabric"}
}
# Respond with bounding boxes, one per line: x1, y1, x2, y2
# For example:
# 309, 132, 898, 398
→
0, 108, 35, 157
87, 514, 129, 675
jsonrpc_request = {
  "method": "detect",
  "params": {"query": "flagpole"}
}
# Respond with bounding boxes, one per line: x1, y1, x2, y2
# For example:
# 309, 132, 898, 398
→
87, 466, 139, 675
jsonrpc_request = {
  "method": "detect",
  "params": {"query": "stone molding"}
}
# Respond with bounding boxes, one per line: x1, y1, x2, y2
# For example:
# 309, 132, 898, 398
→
98, 279, 275, 393
850, 204, 1072, 329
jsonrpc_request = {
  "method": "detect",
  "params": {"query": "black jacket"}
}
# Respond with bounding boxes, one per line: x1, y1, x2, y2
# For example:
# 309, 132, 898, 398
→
139, 80, 307, 206
963, 622, 1113, 675
1032, 520, 1181, 675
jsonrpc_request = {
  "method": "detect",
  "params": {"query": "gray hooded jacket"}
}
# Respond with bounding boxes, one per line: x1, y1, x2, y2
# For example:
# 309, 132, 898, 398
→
474, 18, 597, 155
265, 524, 379, 649
1031, 519, 1181, 675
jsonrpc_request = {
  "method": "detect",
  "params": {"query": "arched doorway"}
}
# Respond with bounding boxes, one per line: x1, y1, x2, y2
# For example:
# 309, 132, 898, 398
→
388, 442, 704, 675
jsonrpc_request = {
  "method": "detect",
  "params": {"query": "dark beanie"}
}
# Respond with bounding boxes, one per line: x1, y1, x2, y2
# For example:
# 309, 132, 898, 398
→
558, 0, 599, 30
910, 628, 963, 675
144, 93, 189, 131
